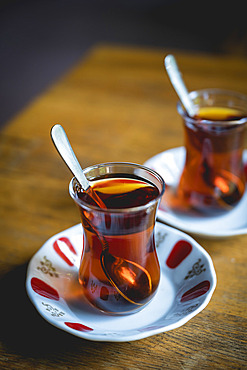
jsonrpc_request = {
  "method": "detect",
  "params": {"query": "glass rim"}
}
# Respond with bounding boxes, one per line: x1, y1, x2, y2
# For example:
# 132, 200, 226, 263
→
69, 161, 165, 214
177, 88, 247, 126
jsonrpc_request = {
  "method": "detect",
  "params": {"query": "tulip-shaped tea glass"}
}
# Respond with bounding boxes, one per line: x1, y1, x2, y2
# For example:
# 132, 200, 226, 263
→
166, 89, 247, 216
69, 162, 165, 314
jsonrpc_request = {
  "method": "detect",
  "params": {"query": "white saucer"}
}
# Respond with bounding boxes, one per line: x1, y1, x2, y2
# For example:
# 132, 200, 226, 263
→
144, 147, 247, 238
26, 222, 216, 342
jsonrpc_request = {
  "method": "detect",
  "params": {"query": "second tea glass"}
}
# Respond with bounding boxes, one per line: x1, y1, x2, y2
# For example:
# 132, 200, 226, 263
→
176, 89, 247, 215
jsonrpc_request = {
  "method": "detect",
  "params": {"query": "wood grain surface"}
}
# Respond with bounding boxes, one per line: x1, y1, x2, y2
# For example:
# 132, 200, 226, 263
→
0, 44, 246, 369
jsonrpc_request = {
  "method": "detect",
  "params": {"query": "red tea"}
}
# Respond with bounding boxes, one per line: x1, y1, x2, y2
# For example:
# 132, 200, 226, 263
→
75, 175, 161, 313
163, 106, 246, 215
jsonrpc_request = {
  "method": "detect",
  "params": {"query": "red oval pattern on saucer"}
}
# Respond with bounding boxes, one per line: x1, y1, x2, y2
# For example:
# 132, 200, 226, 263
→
181, 280, 210, 302
166, 240, 192, 268
53, 237, 77, 266
31, 277, 59, 301
64, 322, 93, 332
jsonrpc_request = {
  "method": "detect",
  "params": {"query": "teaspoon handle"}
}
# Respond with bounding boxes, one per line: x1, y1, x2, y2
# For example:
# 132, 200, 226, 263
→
50, 124, 90, 191
164, 54, 196, 117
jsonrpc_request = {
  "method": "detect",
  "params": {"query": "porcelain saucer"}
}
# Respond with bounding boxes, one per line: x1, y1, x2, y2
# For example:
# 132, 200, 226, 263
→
144, 147, 247, 238
26, 222, 216, 342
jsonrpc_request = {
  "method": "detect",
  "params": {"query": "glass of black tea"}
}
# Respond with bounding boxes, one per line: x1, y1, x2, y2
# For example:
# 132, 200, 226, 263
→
69, 162, 165, 314
164, 89, 247, 216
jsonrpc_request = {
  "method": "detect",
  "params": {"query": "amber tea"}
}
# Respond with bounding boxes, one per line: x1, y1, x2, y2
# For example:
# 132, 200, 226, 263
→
163, 90, 247, 216
70, 163, 164, 314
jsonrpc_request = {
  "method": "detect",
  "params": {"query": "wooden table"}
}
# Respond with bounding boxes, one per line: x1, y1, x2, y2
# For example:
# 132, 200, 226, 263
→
0, 45, 246, 369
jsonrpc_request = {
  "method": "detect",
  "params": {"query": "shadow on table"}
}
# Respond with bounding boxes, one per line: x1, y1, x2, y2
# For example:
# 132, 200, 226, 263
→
0, 263, 111, 363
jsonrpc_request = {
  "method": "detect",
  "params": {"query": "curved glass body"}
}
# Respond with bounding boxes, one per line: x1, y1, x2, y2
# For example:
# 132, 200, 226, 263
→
69, 162, 165, 314
175, 89, 247, 215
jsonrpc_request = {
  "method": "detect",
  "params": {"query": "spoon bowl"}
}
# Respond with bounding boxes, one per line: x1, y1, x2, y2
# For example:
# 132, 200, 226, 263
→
101, 249, 152, 306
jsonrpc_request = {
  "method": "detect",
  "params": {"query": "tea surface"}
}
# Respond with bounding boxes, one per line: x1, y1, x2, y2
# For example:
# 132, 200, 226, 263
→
77, 175, 159, 209
195, 106, 245, 121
